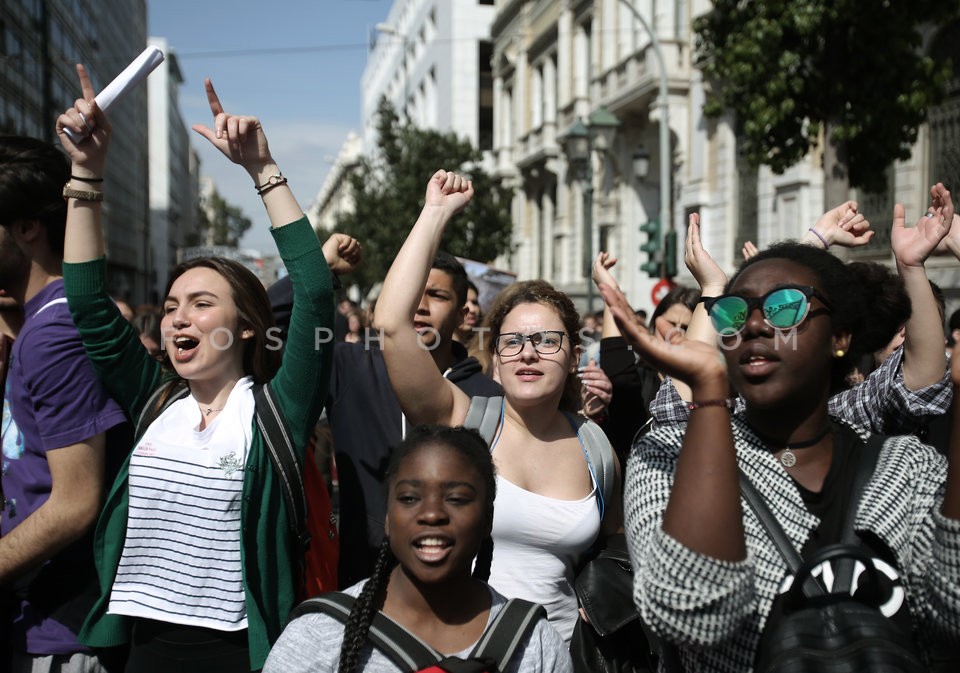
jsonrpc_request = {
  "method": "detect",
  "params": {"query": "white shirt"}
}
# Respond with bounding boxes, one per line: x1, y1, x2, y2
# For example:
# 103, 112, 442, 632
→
108, 377, 254, 630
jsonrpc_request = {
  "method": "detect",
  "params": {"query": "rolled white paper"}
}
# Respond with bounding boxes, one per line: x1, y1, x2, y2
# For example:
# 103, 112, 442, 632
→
63, 45, 165, 144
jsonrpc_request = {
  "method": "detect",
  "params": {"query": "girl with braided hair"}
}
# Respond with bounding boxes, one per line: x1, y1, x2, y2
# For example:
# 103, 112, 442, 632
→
264, 425, 571, 673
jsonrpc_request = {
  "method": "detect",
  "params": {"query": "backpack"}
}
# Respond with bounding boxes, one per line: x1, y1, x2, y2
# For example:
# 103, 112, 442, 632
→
462, 395, 615, 518
291, 591, 545, 673
136, 379, 338, 598
740, 433, 925, 673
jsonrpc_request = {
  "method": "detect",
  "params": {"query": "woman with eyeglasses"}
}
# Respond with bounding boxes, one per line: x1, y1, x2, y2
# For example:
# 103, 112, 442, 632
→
599, 200, 960, 670
374, 170, 623, 642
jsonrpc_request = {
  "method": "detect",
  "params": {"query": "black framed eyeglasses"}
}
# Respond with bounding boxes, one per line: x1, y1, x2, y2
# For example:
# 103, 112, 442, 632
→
495, 330, 568, 357
703, 285, 832, 335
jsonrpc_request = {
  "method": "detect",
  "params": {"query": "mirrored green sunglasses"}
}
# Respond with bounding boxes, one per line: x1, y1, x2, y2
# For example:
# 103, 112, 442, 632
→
703, 285, 832, 335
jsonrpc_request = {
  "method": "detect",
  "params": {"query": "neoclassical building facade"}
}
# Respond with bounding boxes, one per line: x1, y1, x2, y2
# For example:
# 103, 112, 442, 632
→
491, 0, 960, 315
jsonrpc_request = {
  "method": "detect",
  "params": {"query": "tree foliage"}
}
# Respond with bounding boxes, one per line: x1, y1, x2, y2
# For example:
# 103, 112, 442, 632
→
695, 1, 959, 193
204, 189, 252, 247
332, 98, 514, 295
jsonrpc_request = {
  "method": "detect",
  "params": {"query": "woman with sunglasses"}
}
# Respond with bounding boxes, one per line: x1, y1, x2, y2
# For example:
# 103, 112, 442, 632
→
650, 196, 953, 434
374, 170, 622, 642
599, 211, 960, 669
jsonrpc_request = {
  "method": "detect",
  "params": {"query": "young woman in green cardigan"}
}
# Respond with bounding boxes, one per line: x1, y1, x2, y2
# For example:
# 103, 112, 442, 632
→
56, 67, 357, 671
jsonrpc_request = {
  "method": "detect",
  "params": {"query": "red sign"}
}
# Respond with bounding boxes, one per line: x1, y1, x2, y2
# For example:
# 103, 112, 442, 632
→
651, 278, 676, 306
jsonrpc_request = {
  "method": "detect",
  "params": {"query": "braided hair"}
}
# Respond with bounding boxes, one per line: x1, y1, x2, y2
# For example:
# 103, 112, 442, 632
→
336, 425, 496, 673
336, 538, 396, 673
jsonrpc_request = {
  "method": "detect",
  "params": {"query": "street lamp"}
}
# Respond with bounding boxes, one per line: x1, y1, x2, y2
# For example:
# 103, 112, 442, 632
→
618, 0, 671, 277
561, 107, 620, 314
632, 145, 651, 180
375, 22, 409, 119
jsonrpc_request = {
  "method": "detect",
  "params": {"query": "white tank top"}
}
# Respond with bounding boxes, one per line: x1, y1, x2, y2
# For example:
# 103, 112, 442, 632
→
487, 474, 600, 642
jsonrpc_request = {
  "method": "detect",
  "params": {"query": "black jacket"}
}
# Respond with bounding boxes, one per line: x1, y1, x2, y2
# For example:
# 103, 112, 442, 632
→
327, 340, 501, 586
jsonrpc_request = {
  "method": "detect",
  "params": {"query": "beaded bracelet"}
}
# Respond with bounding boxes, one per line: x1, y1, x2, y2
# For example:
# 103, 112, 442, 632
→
807, 227, 829, 250
687, 397, 736, 411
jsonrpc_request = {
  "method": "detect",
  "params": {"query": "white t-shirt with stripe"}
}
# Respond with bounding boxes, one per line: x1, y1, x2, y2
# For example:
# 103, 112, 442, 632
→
107, 377, 255, 630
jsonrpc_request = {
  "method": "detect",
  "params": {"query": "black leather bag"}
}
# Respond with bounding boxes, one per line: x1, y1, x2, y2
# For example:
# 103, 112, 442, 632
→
754, 543, 924, 673
569, 534, 674, 673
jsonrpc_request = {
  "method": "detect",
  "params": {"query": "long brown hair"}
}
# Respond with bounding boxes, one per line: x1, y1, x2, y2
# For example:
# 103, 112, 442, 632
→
164, 257, 280, 384
484, 280, 582, 411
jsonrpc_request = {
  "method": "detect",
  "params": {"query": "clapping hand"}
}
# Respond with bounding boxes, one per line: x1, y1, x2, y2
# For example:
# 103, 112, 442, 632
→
892, 183, 954, 268
685, 214, 727, 295
598, 282, 727, 389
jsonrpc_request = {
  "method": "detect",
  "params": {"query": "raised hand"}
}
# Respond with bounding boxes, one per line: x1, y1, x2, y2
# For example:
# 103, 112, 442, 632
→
591, 252, 619, 290
684, 213, 727, 294
742, 241, 759, 261
322, 234, 363, 275
55, 64, 111, 176
808, 200, 874, 249
892, 184, 954, 268
192, 79, 273, 175
423, 169, 474, 218
598, 282, 727, 389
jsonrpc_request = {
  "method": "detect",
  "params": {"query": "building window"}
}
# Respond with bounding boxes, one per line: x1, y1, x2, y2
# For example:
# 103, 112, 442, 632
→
478, 41, 493, 150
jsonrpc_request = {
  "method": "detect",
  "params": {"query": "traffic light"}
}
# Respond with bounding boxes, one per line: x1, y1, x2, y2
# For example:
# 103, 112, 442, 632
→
639, 219, 660, 277
663, 229, 678, 278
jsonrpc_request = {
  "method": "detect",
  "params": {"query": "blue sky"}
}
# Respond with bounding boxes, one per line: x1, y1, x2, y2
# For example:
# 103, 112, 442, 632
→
148, 0, 394, 252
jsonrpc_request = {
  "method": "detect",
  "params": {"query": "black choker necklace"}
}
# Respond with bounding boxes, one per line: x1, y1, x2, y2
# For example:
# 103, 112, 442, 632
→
750, 424, 832, 468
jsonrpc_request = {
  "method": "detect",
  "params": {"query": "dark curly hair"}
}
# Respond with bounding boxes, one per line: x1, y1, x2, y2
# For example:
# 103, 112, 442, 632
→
727, 242, 868, 393
846, 261, 911, 356
336, 425, 496, 673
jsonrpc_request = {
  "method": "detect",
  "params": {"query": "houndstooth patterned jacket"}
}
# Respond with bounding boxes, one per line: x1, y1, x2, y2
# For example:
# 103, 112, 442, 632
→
623, 415, 960, 672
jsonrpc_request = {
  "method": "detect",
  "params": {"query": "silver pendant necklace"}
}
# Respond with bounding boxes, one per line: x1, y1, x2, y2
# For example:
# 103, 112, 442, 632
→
752, 425, 832, 468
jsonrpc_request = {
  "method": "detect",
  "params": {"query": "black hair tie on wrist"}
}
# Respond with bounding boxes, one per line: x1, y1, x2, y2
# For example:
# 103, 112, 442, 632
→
71, 174, 104, 183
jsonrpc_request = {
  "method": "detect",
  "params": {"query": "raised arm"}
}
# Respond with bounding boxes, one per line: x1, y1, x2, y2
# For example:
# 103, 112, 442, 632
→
673, 213, 726, 402
891, 185, 953, 390
192, 79, 301, 228
374, 170, 475, 426
599, 282, 744, 562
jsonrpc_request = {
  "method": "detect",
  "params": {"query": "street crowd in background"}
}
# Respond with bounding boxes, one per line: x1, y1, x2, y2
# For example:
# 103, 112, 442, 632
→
2, 65, 960, 673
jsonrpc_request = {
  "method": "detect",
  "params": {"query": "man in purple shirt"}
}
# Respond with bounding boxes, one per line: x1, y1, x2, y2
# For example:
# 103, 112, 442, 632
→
1, 137, 128, 672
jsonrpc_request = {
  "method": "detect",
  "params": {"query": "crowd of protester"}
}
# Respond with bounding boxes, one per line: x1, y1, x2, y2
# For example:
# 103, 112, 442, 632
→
2, 63, 960, 673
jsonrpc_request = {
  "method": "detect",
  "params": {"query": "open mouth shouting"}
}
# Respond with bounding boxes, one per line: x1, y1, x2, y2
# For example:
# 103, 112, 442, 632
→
172, 335, 200, 362
412, 535, 453, 564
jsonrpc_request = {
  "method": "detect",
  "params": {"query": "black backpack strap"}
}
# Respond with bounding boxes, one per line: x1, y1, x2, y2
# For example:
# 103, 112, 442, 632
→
135, 379, 190, 438
737, 470, 805, 576
463, 396, 503, 446
292, 592, 441, 672
832, 432, 886, 593
738, 469, 828, 597
738, 430, 888, 597
469, 598, 545, 672
253, 382, 309, 551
